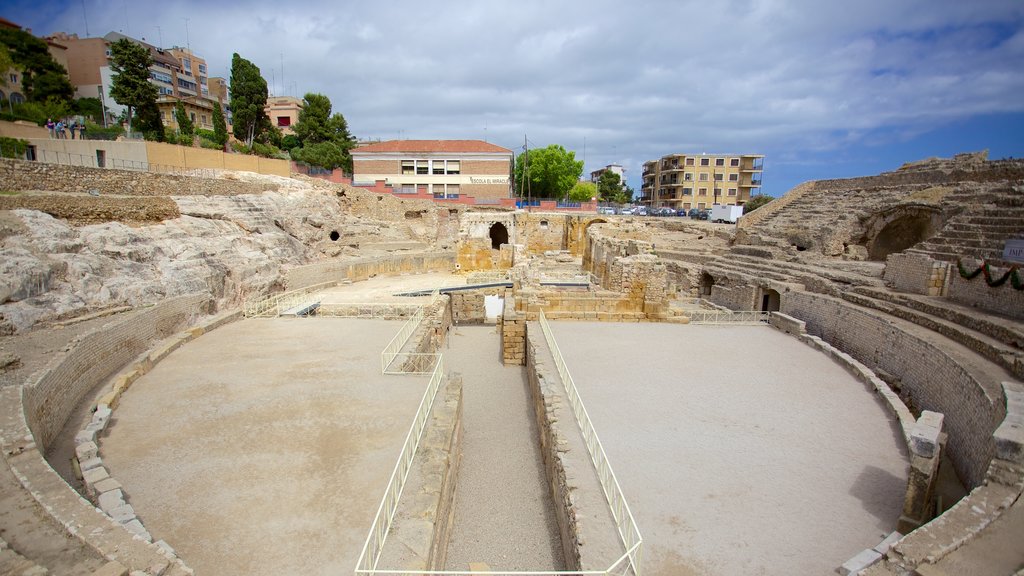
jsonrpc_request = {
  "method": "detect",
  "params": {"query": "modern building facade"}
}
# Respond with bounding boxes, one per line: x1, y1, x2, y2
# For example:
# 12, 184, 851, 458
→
266, 96, 302, 135
352, 140, 513, 200
1, 18, 69, 105
590, 164, 625, 184
640, 153, 763, 210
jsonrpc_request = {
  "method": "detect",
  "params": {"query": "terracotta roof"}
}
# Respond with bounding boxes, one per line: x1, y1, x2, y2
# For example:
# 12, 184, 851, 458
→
353, 140, 512, 154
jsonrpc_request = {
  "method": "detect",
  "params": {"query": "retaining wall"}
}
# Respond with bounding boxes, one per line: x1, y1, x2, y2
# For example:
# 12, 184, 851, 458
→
947, 264, 1024, 320
781, 291, 1002, 488
883, 253, 949, 296
22, 293, 211, 453
283, 251, 455, 289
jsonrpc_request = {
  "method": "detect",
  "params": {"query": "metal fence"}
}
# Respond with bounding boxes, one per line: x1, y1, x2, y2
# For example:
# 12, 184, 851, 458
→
538, 310, 643, 576
317, 303, 421, 319
354, 356, 446, 575
687, 310, 769, 324
380, 290, 439, 373
242, 282, 336, 318
28, 148, 218, 178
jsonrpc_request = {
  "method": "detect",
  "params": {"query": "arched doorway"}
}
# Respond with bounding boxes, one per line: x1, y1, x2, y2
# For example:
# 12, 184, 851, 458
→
489, 222, 509, 250
761, 288, 781, 312
862, 206, 944, 261
700, 272, 715, 297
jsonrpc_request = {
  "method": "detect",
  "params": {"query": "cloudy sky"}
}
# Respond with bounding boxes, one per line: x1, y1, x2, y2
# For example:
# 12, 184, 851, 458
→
5, 0, 1023, 195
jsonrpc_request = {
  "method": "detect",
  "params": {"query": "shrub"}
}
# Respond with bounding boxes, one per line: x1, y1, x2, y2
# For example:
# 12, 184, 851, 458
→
199, 138, 222, 150
0, 137, 29, 158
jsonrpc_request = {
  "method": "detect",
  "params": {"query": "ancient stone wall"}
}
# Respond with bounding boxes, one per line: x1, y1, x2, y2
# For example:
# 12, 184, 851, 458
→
450, 291, 485, 324
709, 281, 759, 310
522, 214, 567, 254
0, 158, 284, 196
781, 291, 1002, 488
284, 252, 455, 289
947, 264, 1024, 321
884, 253, 950, 296
21, 293, 211, 453
500, 293, 526, 365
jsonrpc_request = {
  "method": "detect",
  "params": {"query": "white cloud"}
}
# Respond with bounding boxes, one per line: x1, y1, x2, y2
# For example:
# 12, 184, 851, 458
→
6, 0, 1022, 188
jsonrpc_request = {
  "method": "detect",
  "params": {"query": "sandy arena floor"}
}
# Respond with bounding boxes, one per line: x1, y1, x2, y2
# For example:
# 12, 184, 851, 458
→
100, 318, 429, 576
548, 322, 909, 576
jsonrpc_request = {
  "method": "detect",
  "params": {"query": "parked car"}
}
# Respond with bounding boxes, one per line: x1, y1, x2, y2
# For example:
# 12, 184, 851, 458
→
634, 207, 649, 216
698, 209, 710, 220
688, 208, 701, 219
598, 206, 617, 215
657, 207, 676, 217
676, 209, 689, 217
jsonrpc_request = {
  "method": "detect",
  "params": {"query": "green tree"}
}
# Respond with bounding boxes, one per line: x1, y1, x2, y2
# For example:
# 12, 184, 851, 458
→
135, 100, 165, 141
174, 101, 194, 140
291, 92, 356, 171
211, 103, 228, 148
597, 170, 625, 202
291, 141, 346, 170
0, 28, 73, 104
569, 181, 597, 203
622, 184, 635, 203
513, 144, 583, 200
73, 97, 104, 122
229, 53, 268, 147
108, 38, 158, 137
743, 194, 774, 214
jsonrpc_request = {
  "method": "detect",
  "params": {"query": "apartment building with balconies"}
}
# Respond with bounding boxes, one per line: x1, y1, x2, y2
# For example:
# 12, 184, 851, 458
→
640, 153, 763, 210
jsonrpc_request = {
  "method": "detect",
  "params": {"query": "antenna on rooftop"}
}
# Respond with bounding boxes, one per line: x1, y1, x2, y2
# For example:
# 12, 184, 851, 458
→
81, 0, 89, 36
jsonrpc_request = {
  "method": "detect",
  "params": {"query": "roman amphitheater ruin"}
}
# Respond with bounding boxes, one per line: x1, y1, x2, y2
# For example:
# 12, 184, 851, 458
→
0, 151, 1021, 576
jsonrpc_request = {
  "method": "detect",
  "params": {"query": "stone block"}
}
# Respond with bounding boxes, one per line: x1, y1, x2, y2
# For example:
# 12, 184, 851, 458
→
78, 457, 103, 472
872, 531, 902, 555
121, 519, 152, 542
107, 503, 136, 524
82, 465, 109, 488
75, 429, 97, 445
98, 489, 125, 512
993, 417, 1024, 464
838, 548, 882, 575
909, 411, 944, 458
75, 441, 98, 461
93, 477, 123, 494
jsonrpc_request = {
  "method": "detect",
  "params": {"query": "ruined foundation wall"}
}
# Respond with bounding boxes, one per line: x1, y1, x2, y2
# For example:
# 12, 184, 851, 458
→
781, 291, 1002, 488
284, 252, 455, 289
22, 293, 211, 452
884, 253, 949, 296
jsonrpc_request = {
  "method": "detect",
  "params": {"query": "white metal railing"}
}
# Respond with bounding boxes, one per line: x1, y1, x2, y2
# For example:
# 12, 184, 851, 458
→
243, 282, 336, 317
318, 303, 421, 319
538, 310, 643, 576
380, 290, 440, 374
687, 310, 769, 324
354, 356, 446, 574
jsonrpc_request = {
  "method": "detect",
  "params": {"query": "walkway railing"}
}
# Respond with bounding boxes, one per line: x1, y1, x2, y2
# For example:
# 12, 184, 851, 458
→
242, 282, 336, 317
380, 290, 439, 374
318, 303, 421, 319
687, 310, 769, 324
354, 356, 446, 574
539, 310, 643, 576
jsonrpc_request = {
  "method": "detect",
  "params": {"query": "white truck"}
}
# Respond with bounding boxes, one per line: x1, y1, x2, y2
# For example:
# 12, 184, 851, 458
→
710, 204, 744, 224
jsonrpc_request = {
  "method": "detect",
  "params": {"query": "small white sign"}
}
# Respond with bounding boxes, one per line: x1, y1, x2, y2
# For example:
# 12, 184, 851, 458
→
1004, 239, 1024, 263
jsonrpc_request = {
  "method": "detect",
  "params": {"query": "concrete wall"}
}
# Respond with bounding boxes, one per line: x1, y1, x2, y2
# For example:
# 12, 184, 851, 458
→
21, 293, 210, 453
0, 120, 49, 139
884, 253, 949, 296
26, 137, 149, 168
146, 142, 290, 176
283, 252, 455, 290
781, 291, 1002, 488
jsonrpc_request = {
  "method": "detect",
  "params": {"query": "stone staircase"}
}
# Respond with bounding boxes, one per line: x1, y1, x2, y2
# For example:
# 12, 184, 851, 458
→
843, 286, 1024, 381
704, 251, 886, 296
906, 187, 1024, 266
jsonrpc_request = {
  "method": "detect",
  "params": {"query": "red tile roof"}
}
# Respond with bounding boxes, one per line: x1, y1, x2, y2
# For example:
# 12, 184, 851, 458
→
353, 140, 512, 154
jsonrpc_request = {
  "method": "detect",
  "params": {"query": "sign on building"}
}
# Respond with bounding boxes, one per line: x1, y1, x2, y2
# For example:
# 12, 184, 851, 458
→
1003, 239, 1024, 263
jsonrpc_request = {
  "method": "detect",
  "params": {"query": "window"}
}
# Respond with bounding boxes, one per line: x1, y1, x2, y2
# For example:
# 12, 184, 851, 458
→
416, 160, 428, 175
682, 187, 692, 196
698, 202, 706, 209
401, 160, 414, 175
700, 158, 710, 166
190, 112, 196, 122
684, 172, 693, 181
728, 188, 737, 196
182, 58, 192, 70
433, 161, 445, 175
9, 74, 17, 83
698, 187, 707, 196
683, 203, 690, 209
715, 158, 725, 166
447, 160, 460, 175
714, 173, 724, 181
201, 115, 207, 125
730, 158, 740, 167
277, 116, 290, 127
685, 157, 695, 166
150, 71, 173, 84
699, 173, 709, 181
448, 184, 459, 196
198, 63, 207, 74
729, 173, 739, 181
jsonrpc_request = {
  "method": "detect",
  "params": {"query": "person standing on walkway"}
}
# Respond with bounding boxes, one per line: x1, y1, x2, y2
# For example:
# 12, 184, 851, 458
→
69, 121, 77, 139
55, 120, 64, 139
78, 123, 86, 140
46, 118, 55, 138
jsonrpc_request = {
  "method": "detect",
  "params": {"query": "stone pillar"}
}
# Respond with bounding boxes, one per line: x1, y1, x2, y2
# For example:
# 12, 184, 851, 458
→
898, 411, 944, 533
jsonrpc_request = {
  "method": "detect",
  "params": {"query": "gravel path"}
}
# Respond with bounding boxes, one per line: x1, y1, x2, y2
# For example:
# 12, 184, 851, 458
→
550, 322, 908, 576
444, 325, 564, 571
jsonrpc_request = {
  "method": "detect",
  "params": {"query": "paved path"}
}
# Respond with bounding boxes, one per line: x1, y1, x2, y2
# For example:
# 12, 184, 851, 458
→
444, 325, 564, 571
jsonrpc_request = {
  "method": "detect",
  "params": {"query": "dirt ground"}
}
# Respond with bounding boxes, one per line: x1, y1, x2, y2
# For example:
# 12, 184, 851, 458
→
549, 322, 909, 576
99, 318, 429, 576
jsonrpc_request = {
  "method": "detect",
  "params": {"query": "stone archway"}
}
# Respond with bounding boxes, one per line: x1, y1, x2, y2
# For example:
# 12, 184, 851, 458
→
760, 288, 781, 312
700, 272, 715, 296
862, 206, 944, 261
489, 222, 509, 250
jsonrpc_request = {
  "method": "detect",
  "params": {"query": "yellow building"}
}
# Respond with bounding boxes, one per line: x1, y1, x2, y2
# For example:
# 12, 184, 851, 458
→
641, 153, 763, 210
157, 95, 216, 132
266, 96, 302, 135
